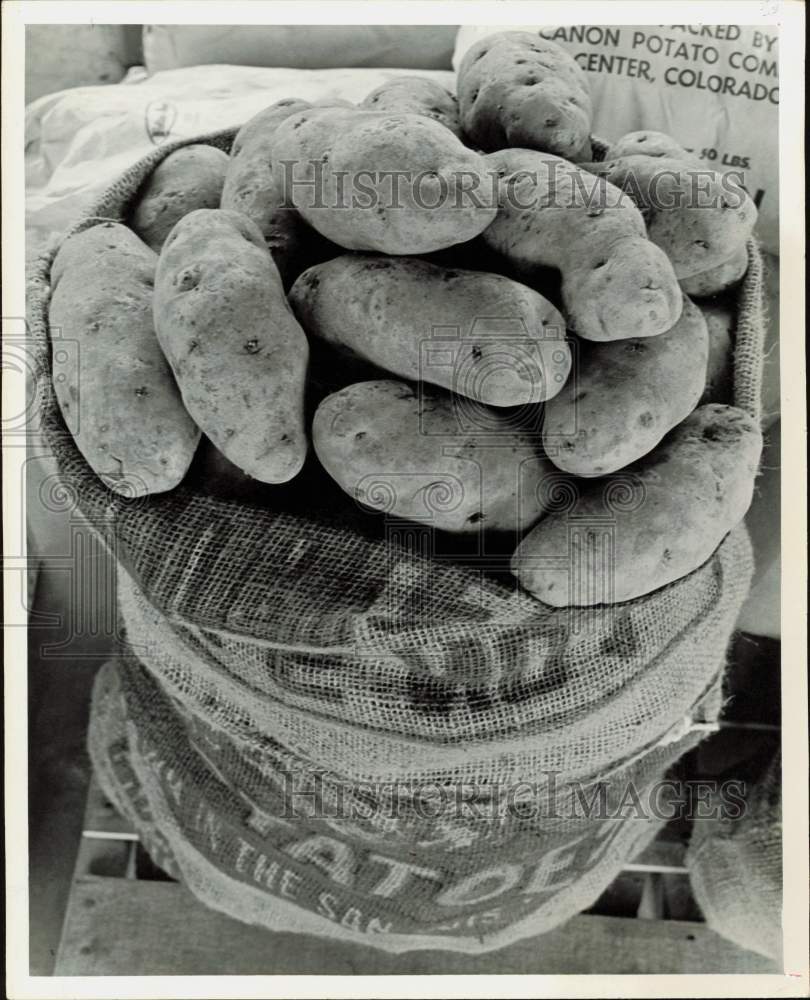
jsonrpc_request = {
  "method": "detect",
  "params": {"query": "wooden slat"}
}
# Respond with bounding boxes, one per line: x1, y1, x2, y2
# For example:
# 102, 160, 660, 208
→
584, 870, 649, 919
637, 873, 666, 920
82, 777, 134, 838
71, 779, 134, 880
631, 837, 687, 873
55, 876, 778, 976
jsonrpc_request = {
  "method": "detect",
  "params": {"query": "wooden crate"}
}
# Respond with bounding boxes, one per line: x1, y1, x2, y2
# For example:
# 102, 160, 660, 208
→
54, 778, 779, 976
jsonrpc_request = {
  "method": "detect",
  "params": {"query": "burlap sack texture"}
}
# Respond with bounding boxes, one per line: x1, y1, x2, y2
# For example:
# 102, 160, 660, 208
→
28, 128, 769, 953
687, 745, 782, 962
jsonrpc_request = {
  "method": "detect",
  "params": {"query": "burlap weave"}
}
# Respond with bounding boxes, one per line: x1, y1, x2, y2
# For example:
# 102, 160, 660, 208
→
88, 655, 723, 952
687, 745, 782, 961
28, 128, 769, 952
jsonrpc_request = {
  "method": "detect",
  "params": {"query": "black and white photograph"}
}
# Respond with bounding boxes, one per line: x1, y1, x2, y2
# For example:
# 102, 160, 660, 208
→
4, 2, 807, 995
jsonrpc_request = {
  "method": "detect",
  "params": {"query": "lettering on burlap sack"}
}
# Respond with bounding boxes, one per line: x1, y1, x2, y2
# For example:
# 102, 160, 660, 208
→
104, 658, 668, 945
137, 735, 633, 939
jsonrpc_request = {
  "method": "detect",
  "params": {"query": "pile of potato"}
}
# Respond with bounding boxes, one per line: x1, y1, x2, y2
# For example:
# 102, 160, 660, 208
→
50, 31, 763, 606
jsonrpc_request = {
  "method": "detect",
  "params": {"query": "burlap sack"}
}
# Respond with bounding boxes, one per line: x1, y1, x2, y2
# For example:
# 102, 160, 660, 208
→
687, 745, 782, 961
28, 128, 768, 953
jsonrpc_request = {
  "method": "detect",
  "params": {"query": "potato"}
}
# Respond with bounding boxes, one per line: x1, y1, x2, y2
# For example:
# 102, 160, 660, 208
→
271, 106, 497, 253
583, 155, 757, 279
49, 223, 199, 496
221, 97, 347, 288
153, 209, 308, 483
680, 243, 749, 298
130, 144, 229, 252
482, 149, 682, 342
605, 130, 699, 163
313, 380, 557, 533
290, 254, 570, 406
544, 295, 708, 476
595, 131, 748, 288
361, 76, 462, 137
699, 301, 735, 405
457, 31, 592, 159
50, 219, 148, 286
512, 404, 762, 605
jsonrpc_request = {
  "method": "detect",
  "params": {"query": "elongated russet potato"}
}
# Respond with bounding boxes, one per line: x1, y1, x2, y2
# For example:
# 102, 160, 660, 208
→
290, 254, 571, 406
361, 76, 462, 137
605, 130, 700, 163
483, 149, 683, 342
543, 295, 708, 475
130, 144, 230, 252
271, 106, 497, 254
313, 380, 556, 533
220, 97, 347, 288
512, 404, 762, 605
680, 243, 749, 299
49, 223, 199, 496
699, 301, 735, 405
583, 155, 757, 279
153, 209, 309, 483
457, 31, 592, 159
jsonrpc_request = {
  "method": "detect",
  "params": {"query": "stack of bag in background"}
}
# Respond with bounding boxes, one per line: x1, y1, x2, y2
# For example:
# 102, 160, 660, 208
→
688, 745, 782, 962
